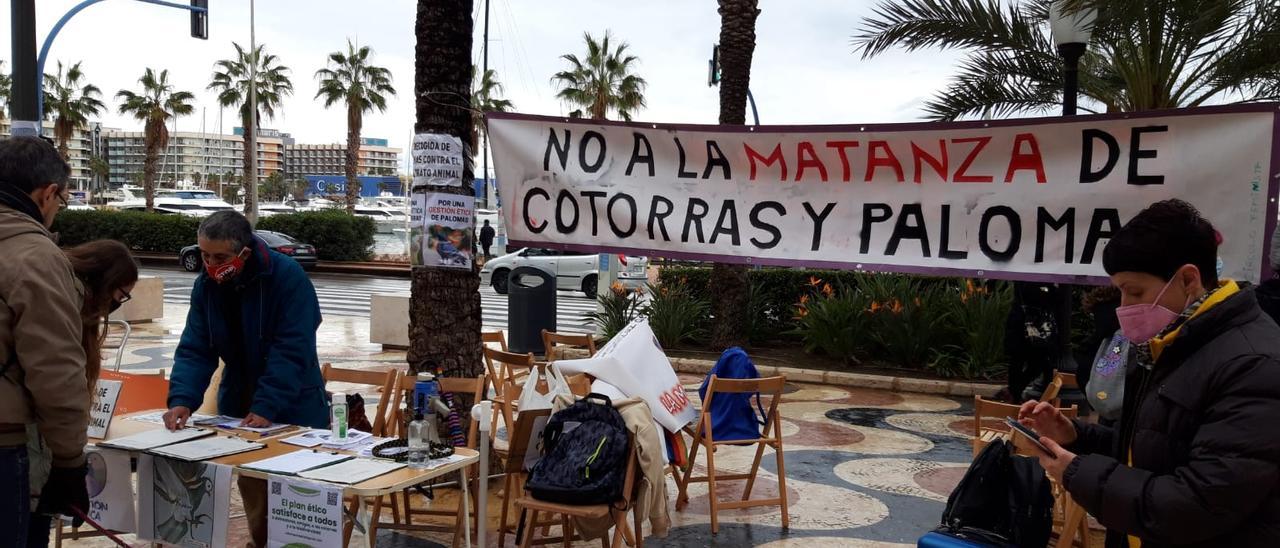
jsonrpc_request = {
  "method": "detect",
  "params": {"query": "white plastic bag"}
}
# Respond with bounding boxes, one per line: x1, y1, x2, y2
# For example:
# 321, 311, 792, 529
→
516, 363, 571, 412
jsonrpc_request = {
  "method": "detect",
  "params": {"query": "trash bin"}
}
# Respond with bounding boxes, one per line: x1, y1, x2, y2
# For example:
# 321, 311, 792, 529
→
508, 266, 556, 355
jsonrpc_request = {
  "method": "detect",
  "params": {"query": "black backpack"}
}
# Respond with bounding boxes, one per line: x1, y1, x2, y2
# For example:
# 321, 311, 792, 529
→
525, 393, 630, 505
937, 439, 1054, 547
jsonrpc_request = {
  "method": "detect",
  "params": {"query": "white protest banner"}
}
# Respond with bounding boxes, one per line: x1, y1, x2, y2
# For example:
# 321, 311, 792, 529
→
555, 318, 697, 431
84, 448, 135, 533
267, 475, 343, 548
414, 191, 475, 269
87, 379, 122, 438
412, 133, 464, 188
138, 454, 232, 548
489, 106, 1280, 283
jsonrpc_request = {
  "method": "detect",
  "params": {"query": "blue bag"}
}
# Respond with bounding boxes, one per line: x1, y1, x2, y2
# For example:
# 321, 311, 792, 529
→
697, 347, 767, 443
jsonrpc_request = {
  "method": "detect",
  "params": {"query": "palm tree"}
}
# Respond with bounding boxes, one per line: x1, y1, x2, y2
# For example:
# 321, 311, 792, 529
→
315, 39, 397, 213
853, 0, 1280, 120
0, 60, 11, 119
551, 31, 648, 121
117, 68, 195, 212
87, 155, 110, 200
470, 67, 513, 149
709, 0, 762, 349
43, 60, 104, 160
411, 0, 483, 378
209, 43, 294, 220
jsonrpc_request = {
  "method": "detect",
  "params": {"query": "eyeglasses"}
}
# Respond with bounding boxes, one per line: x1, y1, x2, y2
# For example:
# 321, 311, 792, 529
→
57, 192, 69, 211
116, 289, 132, 305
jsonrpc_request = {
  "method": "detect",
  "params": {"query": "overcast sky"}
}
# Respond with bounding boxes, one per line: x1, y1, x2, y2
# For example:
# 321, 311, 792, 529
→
2, 0, 965, 174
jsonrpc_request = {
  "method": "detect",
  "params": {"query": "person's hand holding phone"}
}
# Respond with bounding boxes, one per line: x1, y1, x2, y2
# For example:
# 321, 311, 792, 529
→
1017, 400, 1077, 446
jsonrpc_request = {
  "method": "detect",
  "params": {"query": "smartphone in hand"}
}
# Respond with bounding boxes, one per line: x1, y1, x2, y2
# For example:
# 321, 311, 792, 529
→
1005, 417, 1051, 454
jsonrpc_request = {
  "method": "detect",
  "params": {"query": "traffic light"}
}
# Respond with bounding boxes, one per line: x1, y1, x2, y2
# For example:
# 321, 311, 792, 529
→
190, 0, 208, 40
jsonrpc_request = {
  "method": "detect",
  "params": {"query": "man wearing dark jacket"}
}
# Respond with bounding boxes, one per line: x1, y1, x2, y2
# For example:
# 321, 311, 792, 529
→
479, 219, 495, 260
163, 210, 328, 547
1020, 199, 1280, 548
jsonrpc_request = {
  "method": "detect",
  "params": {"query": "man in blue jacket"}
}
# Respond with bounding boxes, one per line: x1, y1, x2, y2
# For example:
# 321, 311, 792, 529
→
163, 210, 327, 547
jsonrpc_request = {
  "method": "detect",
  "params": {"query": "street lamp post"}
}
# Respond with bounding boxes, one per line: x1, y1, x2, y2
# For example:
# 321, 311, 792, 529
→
1050, 2, 1096, 117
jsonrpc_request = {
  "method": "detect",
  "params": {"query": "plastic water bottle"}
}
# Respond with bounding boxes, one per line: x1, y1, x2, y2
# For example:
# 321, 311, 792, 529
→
330, 392, 348, 441
407, 411, 428, 469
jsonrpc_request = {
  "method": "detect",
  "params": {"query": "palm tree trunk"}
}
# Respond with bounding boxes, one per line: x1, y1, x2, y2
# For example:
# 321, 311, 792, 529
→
410, 0, 482, 378
55, 120, 72, 161
709, 0, 760, 350
143, 117, 161, 212
241, 111, 256, 219
345, 100, 361, 213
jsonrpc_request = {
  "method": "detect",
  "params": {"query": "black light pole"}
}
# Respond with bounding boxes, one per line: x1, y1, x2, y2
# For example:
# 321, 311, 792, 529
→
10, 0, 40, 137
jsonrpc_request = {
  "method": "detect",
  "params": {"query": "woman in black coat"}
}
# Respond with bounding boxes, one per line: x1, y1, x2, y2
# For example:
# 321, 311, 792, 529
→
1020, 200, 1280, 548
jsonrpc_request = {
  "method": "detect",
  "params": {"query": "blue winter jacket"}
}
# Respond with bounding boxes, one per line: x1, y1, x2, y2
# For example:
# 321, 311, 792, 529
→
167, 237, 330, 428
698, 346, 763, 442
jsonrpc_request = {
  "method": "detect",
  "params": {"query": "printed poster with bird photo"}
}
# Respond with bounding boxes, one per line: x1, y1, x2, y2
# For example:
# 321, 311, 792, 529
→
138, 454, 232, 548
411, 191, 475, 269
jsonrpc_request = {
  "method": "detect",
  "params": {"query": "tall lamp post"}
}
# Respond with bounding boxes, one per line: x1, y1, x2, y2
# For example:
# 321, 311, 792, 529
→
1046, 2, 1095, 389
1050, 2, 1096, 117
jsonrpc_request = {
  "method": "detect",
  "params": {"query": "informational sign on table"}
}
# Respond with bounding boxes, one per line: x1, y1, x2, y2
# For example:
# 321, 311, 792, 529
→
84, 447, 136, 533
489, 106, 1280, 283
411, 191, 475, 269
267, 475, 343, 548
87, 379, 123, 438
412, 133, 464, 188
138, 454, 232, 548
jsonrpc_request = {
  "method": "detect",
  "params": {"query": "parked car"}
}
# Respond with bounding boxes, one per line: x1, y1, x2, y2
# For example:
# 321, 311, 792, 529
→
479, 248, 648, 296
180, 230, 317, 272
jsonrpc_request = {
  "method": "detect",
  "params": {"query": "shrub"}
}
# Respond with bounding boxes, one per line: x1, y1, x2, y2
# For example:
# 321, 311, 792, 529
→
929, 280, 1013, 379
588, 282, 644, 342
790, 280, 870, 362
861, 274, 950, 368
53, 210, 201, 253
258, 210, 376, 262
644, 281, 709, 348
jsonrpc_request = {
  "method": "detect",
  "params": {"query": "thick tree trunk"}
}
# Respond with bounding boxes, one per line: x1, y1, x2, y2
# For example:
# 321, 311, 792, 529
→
709, 0, 760, 350
410, 0, 482, 378
345, 101, 361, 213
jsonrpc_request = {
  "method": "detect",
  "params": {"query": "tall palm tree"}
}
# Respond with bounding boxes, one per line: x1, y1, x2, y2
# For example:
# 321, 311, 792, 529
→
472, 67, 513, 208
410, 0, 483, 378
0, 60, 11, 119
709, 0, 762, 349
551, 31, 648, 121
315, 39, 397, 213
117, 68, 195, 212
43, 60, 104, 160
87, 155, 109, 200
853, 0, 1280, 120
209, 43, 294, 220
470, 67, 513, 149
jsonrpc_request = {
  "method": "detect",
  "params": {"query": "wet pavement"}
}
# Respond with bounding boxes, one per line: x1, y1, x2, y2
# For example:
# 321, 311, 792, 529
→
69, 302, 999, 547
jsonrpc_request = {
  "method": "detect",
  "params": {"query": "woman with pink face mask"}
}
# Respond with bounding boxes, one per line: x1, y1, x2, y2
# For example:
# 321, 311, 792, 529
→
1019, 199, 1280, 548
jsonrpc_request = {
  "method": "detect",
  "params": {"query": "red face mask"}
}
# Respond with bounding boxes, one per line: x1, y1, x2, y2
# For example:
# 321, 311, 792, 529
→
206, 252, 247, 284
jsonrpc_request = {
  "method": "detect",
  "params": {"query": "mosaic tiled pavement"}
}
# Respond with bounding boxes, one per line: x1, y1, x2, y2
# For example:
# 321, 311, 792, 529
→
68, 303, 1034, 547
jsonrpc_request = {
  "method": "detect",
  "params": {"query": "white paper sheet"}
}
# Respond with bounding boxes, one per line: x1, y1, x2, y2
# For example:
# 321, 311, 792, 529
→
241, 451, 352, 475
147, 436, 265, 461
297, 458, 405, 485
96, 427, 213, 451
281, 430, 325, 448
126, 411, 218, 426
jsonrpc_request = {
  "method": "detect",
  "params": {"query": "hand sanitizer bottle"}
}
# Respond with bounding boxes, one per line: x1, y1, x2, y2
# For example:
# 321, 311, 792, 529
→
331, 392, 348, 441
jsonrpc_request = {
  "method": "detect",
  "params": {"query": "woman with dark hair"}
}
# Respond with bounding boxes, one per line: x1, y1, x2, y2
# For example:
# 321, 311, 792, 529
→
27, 240, 136, 547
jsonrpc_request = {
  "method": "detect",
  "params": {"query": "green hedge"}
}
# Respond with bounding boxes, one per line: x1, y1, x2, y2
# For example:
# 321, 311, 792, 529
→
52, 209, 377, 262
258, 210, 375, 262
53, 210, 201, 253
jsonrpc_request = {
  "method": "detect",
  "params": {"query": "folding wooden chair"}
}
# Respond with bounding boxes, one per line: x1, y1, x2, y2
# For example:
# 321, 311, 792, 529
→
972, 395, 1078, 456
541, 329, 597, 361
496, 407, 553, 547
483, 330, 509, 352
364, 375, 486, 547
1041, 371, 1080, 409
320, 363, 398, 437
676, 375, 789, 534
514, 433, 642, 548
484, 347, 538, 434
